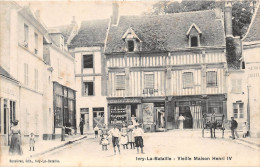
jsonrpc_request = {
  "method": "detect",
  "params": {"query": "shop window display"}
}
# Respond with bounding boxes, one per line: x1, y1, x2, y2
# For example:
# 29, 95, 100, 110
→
110, 105, 127, 124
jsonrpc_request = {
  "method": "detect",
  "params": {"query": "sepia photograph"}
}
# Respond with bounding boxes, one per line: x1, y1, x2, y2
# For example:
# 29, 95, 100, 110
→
0, 0, 260, 166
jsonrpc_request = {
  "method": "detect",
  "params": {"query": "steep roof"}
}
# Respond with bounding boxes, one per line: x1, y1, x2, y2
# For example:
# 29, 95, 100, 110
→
105, 10, 225, 53
0, 66, 19, 83
69, 19, 109, 48
243, 5, 260, 42
58, 24, 75, 44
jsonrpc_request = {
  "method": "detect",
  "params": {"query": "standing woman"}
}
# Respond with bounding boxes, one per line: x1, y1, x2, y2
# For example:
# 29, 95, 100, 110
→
9, 120, 23, 155
127, 121, 135, 149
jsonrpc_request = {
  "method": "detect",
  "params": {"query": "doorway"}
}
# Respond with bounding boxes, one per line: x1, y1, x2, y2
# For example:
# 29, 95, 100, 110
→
93, 107, 104, 128
179, 106, 193, 129
156, 108, 165, 128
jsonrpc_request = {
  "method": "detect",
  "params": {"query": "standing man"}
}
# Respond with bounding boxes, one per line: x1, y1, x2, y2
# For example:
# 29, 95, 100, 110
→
133, 123, 145, 154
79, 118, 84, 135
231, 117, 239, 139
108, 125, 121, 155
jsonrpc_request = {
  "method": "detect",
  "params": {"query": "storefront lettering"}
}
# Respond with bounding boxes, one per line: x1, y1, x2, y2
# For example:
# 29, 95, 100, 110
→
108, 98, 141, 104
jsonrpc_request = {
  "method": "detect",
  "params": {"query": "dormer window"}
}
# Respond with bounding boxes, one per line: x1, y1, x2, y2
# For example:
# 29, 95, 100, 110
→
122, 27, 142, 52
186, 23, 202, 48
127, 40, 134, 52
191, 36, 198, 47
241, 61, 245, 69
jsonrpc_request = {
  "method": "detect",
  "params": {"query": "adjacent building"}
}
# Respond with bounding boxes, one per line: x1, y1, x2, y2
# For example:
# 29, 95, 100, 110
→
105, 4, 229, 131
69, 19, 109, 132
242, 4, 260, 137
42, 20, 77, 139
0, 2, 48, 145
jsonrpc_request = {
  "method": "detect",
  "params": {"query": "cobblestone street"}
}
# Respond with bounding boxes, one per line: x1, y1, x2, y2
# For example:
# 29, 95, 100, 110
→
38, 130, 260, 167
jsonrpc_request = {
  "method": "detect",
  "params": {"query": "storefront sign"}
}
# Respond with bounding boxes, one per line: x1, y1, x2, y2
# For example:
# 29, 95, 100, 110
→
108, 98, 141, 104
143, 103, 154, 124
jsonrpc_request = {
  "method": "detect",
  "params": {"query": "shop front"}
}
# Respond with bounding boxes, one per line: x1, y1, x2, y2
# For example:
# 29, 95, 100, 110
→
167, 94, 227, 129
53, 82, 76, 138
107, 97, 142, 129
107, 97, 166, 132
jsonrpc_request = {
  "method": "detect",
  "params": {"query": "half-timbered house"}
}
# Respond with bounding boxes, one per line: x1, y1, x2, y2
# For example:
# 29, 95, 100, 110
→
105, 3, 230, 131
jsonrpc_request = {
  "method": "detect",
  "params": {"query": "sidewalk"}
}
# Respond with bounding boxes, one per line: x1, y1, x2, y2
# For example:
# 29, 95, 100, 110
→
1, 133, 90, 158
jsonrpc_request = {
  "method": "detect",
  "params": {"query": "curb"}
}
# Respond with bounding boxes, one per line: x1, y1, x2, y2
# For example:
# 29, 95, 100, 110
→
237, 138, 260, 147
30, 135, 88, 157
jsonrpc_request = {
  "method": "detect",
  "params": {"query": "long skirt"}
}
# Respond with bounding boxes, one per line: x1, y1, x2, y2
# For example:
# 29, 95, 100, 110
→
9, 134, 23, 155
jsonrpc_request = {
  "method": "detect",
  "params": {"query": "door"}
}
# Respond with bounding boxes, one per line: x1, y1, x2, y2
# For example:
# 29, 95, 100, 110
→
93, 111, 104, 128
156, 107, 166, 129
80, 113, 89, 132
179, 106, 193, 129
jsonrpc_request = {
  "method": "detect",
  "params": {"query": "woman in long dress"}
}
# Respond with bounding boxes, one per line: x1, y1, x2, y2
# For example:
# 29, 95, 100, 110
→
9, 120, 23, 155
178, 114, 185, 129
127, 121, 135, 149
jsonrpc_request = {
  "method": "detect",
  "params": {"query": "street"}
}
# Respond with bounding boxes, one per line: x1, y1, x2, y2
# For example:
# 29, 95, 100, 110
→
37, 130, 260, 167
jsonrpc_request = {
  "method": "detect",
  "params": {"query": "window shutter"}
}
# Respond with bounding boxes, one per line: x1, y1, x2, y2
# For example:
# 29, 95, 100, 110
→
144, 74, 154, 89
116, 75, 125, 90
183, 72, 193, 88
207, 71, 217, 86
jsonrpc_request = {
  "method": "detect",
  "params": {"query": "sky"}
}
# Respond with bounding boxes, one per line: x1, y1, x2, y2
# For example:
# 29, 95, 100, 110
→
17, 0, 158, 27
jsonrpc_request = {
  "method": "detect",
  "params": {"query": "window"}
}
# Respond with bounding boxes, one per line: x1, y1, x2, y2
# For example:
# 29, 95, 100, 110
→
207, 71, 217, 87
34, 33, 38, 54
144, 74, 154, 89
127, 40, 134, 52
9, 101, 16, 124
231, 79, 242, 94
24, 24, 29, 47
233, 103, 244, 118
83, 82, 94, 96
241, 61, 245, 69
182, 72, 194, 88
24, 63, 28, 86
116, 75, 125, 90
83, 55, 93, 68
191, 36, 198, 47
34, 69, 38, 90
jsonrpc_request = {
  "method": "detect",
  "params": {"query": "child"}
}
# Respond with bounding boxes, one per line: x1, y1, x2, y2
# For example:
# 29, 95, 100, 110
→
121, 124, 128, 149
29, 133, 35, 151
94, 125, 99, 138
128, 122, 135, 149
242, 122, 248, 138
101, 133, 109, 151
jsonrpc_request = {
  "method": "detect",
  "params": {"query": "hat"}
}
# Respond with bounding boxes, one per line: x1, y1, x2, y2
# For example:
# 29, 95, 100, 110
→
231, 117, 234, 118
12, 120, 19, 125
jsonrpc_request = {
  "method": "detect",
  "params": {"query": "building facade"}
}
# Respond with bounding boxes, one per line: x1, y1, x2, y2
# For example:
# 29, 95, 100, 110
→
43, 22, 77, 139
69, 19, 109, 132
0, 2, 48, 144
105, 4, 229, 132
242, 4, 260, 137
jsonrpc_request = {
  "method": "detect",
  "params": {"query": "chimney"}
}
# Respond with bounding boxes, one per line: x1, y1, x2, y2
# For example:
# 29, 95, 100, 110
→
215, 7, 222, 20
224, 1, 233, 37
111, 2, 119, 25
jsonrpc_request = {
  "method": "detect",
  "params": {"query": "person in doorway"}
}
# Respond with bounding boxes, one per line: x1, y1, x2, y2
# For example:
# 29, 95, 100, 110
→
242, 122, 248, 138
79, 118, 84, 135
9, 120, 23, 155
231, 117, 239, 139
127, 121, 135, 149
108, 125, 121, 155
133, 123, 145, 154
94, 125, 99, 138
178, 114, 185, 129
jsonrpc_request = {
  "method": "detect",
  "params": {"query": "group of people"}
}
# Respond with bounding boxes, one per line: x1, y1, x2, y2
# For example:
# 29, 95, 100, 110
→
95, 121, 145, 155
231, 117, 249, 139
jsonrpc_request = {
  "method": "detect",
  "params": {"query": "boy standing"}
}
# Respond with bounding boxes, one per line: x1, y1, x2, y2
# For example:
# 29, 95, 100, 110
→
133, 123, 145, 154
108, 125, 121, 155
